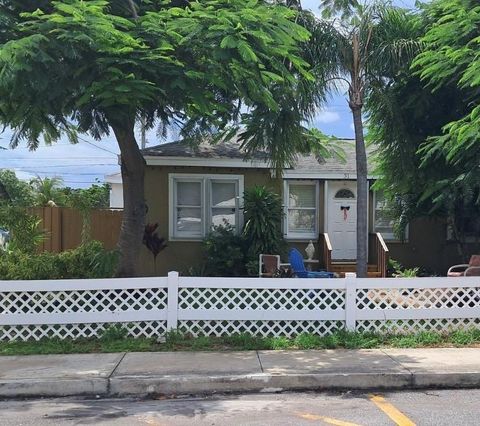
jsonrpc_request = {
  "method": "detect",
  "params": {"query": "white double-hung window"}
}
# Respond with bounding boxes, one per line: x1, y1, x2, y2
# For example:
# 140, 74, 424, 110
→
169, 174, 243, 240
374, 190, 408, 241
284, 180, 319, 240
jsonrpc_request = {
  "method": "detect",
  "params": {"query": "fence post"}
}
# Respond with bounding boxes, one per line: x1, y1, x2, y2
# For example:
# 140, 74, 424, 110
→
345, 272, 357, 332
167, 271, 179, 331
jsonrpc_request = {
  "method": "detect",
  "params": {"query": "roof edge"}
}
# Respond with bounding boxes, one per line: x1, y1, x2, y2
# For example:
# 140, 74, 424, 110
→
144, 156, 271, 169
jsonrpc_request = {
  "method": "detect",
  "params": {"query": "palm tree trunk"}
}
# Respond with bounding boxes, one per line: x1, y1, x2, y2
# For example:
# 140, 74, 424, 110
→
351, 106, 368, 278
111, 122, 146, 277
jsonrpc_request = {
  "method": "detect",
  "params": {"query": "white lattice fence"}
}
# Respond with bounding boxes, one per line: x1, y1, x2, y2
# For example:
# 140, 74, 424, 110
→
175, 277, 346, 337
0, 278, 168, 341
1, 273, 480, 341
354, 276, 480, 334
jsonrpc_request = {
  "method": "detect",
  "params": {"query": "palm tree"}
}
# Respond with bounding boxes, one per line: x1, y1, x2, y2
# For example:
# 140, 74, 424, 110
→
306, 2, 418, 276
30, 176, 65, 207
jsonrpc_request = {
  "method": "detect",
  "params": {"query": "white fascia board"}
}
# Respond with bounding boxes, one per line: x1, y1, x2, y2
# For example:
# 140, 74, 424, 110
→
145, 156, 270, 169
282, 171, 378, 180
104, 172, 122, 184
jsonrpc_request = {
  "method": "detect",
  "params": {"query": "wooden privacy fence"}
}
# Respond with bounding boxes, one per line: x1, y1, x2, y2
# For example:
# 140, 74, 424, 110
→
30, 207, 122, 252
1, 274, 480, 341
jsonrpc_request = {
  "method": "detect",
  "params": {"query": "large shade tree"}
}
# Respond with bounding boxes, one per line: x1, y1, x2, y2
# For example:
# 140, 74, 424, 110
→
0, 0, 322, 276
412, 0, 480, 201
369, 0, 480, 259
306, 1, 417, 276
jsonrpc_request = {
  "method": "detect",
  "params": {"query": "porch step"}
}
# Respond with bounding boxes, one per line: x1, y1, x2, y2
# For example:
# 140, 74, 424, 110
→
335, 271, 383, 278
330, 262, 378, 273
328, 262, 381, 278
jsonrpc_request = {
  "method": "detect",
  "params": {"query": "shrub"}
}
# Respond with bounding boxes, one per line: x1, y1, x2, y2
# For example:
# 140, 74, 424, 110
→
242, 186, 286, 262
195, 186, 288, 277
388, 258, 420, 278
0, 241, 118, 280
203, 223, 247, 276
0, 205, 45, 254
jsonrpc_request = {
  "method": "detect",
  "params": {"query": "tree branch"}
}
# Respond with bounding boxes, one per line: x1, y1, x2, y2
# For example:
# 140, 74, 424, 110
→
323, 76, 352, 91
127, 0, 139, 20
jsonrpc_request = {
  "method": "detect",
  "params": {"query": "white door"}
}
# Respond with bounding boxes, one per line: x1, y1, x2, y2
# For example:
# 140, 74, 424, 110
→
327, 181, 357, 260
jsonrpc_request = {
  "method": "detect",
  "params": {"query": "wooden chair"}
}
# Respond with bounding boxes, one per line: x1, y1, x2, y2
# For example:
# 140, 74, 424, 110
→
447, 255, 480, 277
259, 254, 289, 278
259, 254, 279, 278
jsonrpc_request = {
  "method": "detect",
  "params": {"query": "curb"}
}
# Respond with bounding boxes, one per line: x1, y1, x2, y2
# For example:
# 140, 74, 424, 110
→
0, 378, 108, 398
2, 372, 480, 398
109, 372, 413, 397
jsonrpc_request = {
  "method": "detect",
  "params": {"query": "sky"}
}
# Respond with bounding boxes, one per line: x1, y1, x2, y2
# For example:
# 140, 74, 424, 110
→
0, 0, 418, 188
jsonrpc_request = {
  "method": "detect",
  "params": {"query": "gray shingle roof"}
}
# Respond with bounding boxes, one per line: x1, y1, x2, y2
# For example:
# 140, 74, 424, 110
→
290, 141, 377, 175
141, 136, 268, 161
142, 138, 377, 174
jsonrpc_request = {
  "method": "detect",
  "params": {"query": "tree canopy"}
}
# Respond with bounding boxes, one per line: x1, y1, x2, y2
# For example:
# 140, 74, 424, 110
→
300, 1, 416, 276
0, 0, 325, 276
367, 0, 480, 254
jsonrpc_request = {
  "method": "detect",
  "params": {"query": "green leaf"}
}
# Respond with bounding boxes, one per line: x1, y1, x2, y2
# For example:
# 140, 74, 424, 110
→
220, 34, 238, 48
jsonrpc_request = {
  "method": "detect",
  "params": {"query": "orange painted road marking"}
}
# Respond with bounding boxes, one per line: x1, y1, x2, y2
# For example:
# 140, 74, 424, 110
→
298, 412, 362, 425
369, 394, 416, 426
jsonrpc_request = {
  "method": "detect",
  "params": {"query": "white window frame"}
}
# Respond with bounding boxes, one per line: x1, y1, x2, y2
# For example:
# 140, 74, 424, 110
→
283, 180, 319, 240
373, 190, 408, 242
169, 173, 244, 241
208, 178, 241, 231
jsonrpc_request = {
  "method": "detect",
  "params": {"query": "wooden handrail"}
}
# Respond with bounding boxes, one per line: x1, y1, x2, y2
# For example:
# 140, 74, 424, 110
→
321, 233, 332, 272
375, 232, 389, 278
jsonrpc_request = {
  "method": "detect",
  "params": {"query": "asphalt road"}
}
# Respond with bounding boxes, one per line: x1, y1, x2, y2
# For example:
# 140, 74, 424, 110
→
0, 389, 479, 425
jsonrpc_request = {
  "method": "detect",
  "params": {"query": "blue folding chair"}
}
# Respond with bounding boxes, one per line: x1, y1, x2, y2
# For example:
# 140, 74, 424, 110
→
288, 248, 334, 278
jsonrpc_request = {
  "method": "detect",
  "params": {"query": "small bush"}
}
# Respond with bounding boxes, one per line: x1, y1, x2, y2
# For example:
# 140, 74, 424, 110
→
0, 241, 118, 280
203, 223, 247, 277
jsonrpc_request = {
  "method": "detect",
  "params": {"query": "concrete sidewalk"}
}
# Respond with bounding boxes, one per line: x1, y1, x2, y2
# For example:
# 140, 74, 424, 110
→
1, 348, 480, 398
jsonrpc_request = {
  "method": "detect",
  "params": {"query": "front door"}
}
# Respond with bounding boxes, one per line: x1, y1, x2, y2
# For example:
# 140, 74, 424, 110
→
327, 181, 357, 260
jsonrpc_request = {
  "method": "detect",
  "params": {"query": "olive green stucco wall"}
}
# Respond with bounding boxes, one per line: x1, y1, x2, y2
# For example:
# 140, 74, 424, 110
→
140, 169, 478, 276
140, 165, 278, 276
384, 217, 479, 275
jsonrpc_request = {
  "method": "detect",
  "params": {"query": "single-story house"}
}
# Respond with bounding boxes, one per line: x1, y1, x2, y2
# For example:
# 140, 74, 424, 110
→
105, 172, 124, 209
135, 137, 479, 276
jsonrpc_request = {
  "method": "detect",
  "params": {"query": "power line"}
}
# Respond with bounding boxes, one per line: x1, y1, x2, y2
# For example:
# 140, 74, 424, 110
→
8, 163, 117, 169
75, 134, 119, 155
21, 171, 109, 176
0, 135, 119, 155
2, 157, 114, 160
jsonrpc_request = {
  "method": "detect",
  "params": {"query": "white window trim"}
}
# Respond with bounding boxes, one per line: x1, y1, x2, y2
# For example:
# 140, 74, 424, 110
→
373, 190, 408, 242
207, 178, 241, 233
169, 173, 244, 241
283, 180, 319, 240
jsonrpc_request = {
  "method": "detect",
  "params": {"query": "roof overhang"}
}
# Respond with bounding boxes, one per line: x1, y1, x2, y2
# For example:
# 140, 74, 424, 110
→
282, 171, 378, 180
104, 172, 122, 184
144, 156, 271, 169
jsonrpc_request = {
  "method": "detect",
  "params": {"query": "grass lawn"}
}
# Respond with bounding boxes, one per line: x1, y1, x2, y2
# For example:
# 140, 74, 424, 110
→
1, 328, 480, 355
